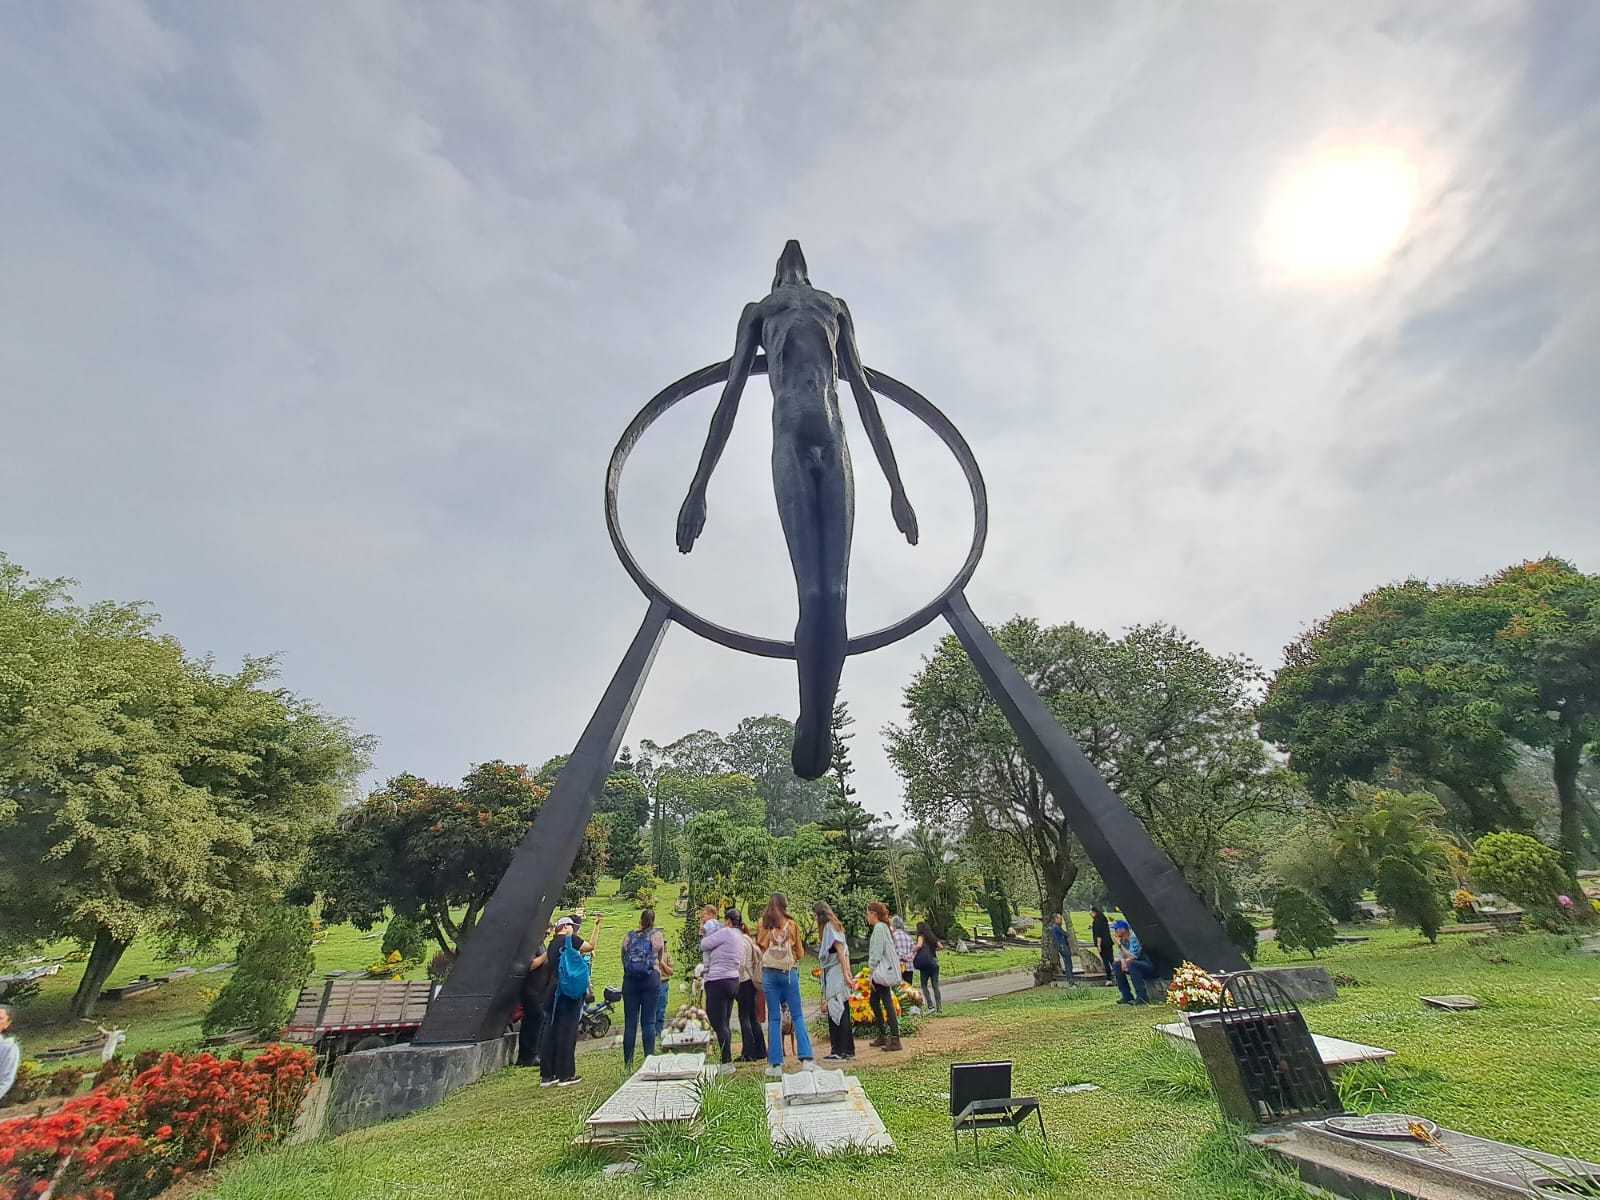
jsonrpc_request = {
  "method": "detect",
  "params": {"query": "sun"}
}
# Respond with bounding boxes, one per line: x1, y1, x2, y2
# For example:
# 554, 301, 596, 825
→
1259, 147, 1418, 283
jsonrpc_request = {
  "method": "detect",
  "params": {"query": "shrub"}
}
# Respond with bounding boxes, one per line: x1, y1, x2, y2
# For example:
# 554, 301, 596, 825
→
92, 1057, 128, 1089
0, 1046, 315, 1200
6, 1060, 46, 1104
1375, 855, 1445, 943
427, 948, 456, 985
381, 914, 428, 963
46, 1066, 87, 1097
1273, 886, 1336, 958
1469, 832, 1570, 913
1224, 910, 1259, 961
202, 906, 316, 1037
947, 923, 971, 943
618, 865, 660, 906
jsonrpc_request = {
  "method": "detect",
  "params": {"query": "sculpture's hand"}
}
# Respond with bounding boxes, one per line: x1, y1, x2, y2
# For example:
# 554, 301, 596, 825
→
891, 489, 919, 546
676, 488, 707, 553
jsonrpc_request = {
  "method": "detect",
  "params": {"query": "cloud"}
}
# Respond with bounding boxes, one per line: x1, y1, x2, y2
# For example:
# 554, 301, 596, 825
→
2, 1, 1595, 823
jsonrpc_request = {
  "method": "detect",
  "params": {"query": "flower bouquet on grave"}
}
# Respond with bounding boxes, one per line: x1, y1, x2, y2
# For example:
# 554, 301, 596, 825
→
1166, 961, 1223, 1024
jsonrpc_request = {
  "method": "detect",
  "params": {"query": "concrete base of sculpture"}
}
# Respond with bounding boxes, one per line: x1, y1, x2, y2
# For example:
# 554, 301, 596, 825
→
325, 1034, 516, 1136
1244, 965, 1338, 1004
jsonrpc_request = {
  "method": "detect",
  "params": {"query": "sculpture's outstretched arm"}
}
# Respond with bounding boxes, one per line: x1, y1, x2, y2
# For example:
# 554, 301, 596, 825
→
677, 302, 762, 553
837, 299, 918, 545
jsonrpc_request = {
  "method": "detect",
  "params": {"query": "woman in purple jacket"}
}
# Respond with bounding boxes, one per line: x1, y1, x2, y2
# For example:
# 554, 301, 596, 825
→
700, 915, 745, 1073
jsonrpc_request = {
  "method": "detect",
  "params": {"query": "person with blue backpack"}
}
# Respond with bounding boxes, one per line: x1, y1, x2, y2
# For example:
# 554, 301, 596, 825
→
620, 908, 666, 1071
540, 913, 603, 1087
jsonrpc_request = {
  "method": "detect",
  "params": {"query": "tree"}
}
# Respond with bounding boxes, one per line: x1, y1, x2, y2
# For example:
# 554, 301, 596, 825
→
1267, 814, 1367, 921
202, 906, 315, 1037
294, 761, 547, 956
1272, 886, 1336, 958
603, 814, 646, 880
725, 715, 832, 835
679, 812, 738, 961
903, 826, 965, 937
1469, 830, 1571, 914
0, 557, 368, 1016
1375, 855, 1445, 943
1329, 788, 1451, 886
1450, 559, 1600, 866
560, 818, 605, 907
1260, 580, 1529, 834
534, 755, 650, 831
888, 616, 1291, 964
820, 704, 892, 901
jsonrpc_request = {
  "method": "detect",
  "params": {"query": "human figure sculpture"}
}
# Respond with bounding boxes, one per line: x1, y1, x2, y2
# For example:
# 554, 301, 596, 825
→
676, 240, 918, 778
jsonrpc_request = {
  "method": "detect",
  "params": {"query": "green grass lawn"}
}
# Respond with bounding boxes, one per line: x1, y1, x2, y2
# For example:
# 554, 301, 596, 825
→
195, 925, 1600, 1199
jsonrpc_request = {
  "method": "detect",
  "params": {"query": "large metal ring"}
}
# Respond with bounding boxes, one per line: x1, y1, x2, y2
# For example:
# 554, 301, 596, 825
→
605, 356, 987, 660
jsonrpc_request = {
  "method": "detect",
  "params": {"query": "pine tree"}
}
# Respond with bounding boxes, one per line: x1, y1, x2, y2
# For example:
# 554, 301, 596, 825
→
821, 702, 891, 899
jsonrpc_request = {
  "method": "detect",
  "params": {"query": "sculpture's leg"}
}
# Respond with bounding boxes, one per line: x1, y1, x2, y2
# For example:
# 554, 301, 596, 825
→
940, 589, 1247, 975
416, 598, 671, 1044
776, 437, 852, 780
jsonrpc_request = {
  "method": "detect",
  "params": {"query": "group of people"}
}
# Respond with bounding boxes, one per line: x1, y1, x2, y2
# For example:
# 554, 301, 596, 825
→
698, 894, 944, 1076
512, 895, 1157, 1089
1042, 904, 1159, 1005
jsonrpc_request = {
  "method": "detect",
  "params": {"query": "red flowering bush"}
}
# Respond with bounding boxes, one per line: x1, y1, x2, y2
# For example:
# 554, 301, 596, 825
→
0, 1045, 315, 1200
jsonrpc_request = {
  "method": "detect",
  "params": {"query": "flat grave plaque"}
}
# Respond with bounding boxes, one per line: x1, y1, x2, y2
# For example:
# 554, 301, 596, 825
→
1420, 995, 1480, 1011
636, 1053, 705, 1081
585, 1075, 704, 1138
764, 1076, 894, 1154
781, 1068, 848, 1106
1326, 1113, 1440, 1140
661, 1030, 711, 1050
1271, 1118, 1600, 1198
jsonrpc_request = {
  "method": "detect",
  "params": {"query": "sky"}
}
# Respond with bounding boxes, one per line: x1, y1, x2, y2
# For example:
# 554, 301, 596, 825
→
2, 1, 1596, 822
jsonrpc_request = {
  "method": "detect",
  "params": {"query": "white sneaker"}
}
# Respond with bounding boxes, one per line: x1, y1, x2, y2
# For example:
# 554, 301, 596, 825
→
764, 1065, 783, 1078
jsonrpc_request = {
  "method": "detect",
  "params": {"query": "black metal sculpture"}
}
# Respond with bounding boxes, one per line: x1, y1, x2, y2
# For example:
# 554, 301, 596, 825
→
675, 240, 917, 779
416, 244, 1245, 1046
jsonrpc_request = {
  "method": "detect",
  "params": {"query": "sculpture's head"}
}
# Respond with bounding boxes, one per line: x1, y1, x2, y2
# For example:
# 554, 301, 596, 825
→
773, 239, 810, 289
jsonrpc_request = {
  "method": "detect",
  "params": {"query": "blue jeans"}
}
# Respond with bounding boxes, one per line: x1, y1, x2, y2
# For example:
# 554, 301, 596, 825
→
1114, 955, 1156, 1003
655, 977, 669, 1030
762, 967, 813, 1066
621, 973, 660, 1068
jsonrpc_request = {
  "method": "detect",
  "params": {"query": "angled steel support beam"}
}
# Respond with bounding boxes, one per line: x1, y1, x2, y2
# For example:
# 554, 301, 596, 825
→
416, 598, 672, 1044
941, 589, 1247, 975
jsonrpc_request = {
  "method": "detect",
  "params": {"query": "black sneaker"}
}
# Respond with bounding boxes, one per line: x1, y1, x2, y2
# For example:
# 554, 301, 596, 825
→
557, 1076, 582, 1087
821, 1054, 848, 1062
539, 1078, 557, 1087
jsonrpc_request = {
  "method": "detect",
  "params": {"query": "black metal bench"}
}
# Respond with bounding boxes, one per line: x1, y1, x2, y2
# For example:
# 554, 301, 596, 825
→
950, 1060, 1046, 1160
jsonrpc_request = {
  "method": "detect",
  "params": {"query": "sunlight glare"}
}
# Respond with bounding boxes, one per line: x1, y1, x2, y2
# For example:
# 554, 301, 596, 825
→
1260, 147, 1418, 284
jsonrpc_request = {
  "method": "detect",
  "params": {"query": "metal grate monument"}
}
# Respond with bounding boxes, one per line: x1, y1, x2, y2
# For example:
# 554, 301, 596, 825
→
415, 242, 1244, 1048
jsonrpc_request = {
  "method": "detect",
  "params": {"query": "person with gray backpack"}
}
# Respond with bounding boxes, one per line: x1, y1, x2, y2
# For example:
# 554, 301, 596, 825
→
540, 913, 602, 1087
620, 909, 666, 1071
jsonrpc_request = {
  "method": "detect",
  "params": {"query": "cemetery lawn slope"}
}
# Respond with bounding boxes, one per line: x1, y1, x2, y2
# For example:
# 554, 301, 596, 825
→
199, 927, 1600, 1200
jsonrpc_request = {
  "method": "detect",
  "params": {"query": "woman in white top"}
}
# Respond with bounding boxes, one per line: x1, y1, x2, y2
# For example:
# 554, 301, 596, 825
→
813, 901, 855, 1061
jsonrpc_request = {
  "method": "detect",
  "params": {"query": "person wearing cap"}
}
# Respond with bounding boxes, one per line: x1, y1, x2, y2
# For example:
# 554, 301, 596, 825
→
700, 912, 744, 1074
1110, 919, 1155, 1005
540, 913, 602, 1087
